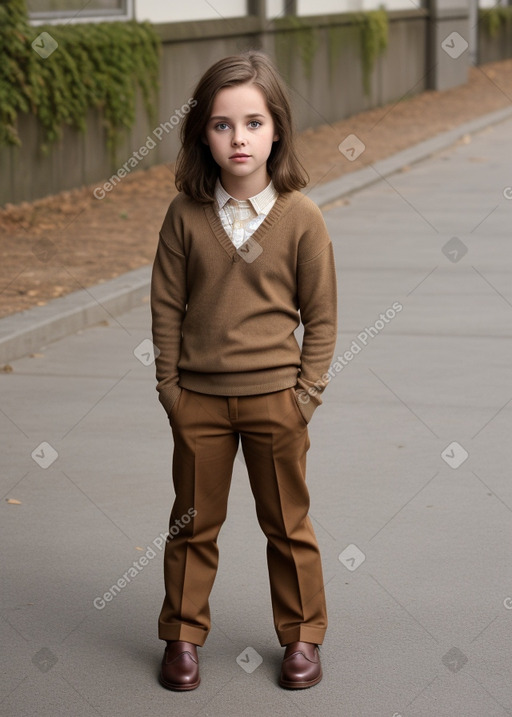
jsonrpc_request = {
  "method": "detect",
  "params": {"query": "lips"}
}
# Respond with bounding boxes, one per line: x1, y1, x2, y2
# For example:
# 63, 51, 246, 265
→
229, 153, 250, 159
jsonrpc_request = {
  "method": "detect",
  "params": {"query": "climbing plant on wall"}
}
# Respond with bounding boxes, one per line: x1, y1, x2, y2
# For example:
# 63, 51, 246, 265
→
0, 0, 160, 153
274, 9, 388, 96
479, 5, 512, 38
353, 8, 389, 95
274, 14, 319, 80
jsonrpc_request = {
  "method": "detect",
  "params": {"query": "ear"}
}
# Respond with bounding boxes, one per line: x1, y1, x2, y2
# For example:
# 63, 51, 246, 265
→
201, 135, 209, 146
273, 133, 279, 142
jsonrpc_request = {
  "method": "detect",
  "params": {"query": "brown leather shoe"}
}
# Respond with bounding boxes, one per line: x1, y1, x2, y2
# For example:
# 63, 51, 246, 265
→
159, 640, 200, 691
279, 641, 322, 689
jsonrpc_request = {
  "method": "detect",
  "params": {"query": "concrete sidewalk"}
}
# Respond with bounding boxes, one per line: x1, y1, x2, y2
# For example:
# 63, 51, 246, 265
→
2, 115, 512, 717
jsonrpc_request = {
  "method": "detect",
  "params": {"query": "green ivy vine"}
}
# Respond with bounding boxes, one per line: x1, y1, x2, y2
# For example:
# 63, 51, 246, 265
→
0, 0, 160, 154
274, 15, 319, 80
327, 25, 348, 81
275, 9, 388, 95
351, 8, 389, 95
479, 5, 512, 38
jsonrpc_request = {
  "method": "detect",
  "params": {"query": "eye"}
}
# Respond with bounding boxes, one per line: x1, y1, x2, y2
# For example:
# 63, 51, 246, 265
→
248, 120, 261, 129
215, 122, 229, 131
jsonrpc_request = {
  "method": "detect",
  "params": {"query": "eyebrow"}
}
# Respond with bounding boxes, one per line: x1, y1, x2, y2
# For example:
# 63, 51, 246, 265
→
209, 113, 266, 122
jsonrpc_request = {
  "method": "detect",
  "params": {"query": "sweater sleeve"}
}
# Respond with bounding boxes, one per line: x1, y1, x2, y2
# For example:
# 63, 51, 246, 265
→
150, 208, 187, 417
295, 210, 338, 423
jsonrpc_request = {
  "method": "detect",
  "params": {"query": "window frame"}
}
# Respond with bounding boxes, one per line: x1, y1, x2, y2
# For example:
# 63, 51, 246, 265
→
28, 0, 133, 25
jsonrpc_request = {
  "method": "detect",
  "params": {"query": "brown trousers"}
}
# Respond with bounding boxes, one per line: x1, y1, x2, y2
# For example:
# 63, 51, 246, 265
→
158, 386, 327, 647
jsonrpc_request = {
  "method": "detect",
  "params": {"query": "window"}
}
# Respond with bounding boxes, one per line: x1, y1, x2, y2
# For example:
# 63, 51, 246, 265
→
27, 0, 133, 24
297, 0, 424, 13
134, 0, 248, 24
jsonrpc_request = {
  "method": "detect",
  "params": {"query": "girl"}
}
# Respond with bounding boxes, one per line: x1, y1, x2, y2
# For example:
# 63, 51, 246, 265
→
151, 50, 337, 691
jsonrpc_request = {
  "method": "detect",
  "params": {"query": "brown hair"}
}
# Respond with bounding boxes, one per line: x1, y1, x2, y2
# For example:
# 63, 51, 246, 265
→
175, 50, 308, 202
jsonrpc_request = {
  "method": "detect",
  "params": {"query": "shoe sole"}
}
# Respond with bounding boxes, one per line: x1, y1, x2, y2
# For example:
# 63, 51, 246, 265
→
279, 671, 322, 690
159, 673, 201, 691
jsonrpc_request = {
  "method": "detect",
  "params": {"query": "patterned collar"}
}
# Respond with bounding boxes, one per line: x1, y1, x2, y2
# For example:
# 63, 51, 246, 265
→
215, 178, 278, 215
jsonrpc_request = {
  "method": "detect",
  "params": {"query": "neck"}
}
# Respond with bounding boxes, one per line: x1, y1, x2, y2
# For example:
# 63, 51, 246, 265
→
220, 171, 271, 201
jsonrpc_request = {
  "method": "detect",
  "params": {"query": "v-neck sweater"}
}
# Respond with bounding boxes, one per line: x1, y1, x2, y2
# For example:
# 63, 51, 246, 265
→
150, 189, 338, 423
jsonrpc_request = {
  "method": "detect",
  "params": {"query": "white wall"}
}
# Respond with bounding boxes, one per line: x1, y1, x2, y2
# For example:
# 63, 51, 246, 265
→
267, 0, 285, 18
135, 0, 247, 23
135, 0, 433, 23
297, 0, 419, 12
298, 0, 353, 12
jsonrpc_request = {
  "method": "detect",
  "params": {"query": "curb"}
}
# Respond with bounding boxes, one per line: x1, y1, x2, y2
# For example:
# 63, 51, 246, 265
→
307, 105, 512, 208
0, 266, 151, 364
2, 104, 512, 364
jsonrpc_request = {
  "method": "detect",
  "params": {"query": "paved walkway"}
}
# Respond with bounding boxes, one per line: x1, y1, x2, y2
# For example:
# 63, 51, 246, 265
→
2, 116, 512, 717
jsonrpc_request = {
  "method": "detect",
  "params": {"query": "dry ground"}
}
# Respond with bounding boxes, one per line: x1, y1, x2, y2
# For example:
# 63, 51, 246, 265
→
1, 59, 511, 319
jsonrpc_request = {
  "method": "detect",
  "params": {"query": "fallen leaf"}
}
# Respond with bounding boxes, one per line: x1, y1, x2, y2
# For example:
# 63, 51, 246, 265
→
1, 364, 13, 372
6, 498, 22, 504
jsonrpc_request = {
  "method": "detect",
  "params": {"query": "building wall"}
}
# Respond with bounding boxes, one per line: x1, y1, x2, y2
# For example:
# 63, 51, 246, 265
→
2, 1, 505, 206
0, 9, 429, 206
478, 20, 512, 64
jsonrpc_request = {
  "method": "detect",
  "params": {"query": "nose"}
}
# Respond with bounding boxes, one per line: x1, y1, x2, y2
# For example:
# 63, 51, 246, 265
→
232, 126, 246, 146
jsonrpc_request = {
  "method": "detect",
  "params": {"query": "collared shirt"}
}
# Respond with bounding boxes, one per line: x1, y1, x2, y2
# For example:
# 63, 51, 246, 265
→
215, 178, 278, 249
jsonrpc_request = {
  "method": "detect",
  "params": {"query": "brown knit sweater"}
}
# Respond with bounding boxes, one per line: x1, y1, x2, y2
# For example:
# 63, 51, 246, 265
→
150, 189, 337, 423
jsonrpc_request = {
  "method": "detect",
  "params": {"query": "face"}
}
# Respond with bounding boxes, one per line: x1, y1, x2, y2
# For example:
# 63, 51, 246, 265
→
204, 82, 279, 197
